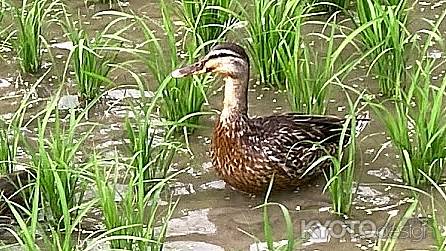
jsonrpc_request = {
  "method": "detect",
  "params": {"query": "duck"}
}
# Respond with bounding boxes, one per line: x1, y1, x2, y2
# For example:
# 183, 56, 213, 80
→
171, 43, 366, 194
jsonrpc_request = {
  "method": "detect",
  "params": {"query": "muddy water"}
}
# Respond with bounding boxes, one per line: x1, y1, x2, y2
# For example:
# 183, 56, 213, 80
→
1, 0, 445, 250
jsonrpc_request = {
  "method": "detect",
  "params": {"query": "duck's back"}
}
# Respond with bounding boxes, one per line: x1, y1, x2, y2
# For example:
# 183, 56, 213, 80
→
251, 114, 345, 179
211, 113, 346, 193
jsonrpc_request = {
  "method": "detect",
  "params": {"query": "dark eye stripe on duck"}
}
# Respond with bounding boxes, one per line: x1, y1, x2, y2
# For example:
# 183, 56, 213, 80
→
206, 49, 244, 61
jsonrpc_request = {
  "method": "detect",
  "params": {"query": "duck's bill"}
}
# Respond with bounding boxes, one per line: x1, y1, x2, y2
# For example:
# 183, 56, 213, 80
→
171, 61, 206, 78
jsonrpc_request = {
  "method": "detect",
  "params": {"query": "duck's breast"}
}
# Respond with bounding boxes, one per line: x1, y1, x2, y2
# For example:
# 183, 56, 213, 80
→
210, 120, 275, 193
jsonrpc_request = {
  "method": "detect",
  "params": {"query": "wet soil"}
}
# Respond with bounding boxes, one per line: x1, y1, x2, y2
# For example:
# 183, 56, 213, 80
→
0, 0, 445, 250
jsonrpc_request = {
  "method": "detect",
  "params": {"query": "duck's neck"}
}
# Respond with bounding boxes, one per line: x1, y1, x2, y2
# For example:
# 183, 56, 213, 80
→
220, 75, 249, 125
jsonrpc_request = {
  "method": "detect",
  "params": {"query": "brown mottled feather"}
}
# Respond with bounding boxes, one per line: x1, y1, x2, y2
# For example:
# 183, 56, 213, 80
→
211, 112, 347, 194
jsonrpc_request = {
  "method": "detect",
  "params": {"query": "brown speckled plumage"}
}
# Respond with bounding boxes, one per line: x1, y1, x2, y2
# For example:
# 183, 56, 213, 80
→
172, 43, 365, 194
211, 112, 344, 194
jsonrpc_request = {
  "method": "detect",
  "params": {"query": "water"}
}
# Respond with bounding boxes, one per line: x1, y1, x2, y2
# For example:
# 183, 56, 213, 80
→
0, 0, 445, 250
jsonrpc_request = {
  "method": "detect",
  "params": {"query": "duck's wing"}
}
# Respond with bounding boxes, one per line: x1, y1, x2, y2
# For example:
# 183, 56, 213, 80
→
250, 114, 345, 179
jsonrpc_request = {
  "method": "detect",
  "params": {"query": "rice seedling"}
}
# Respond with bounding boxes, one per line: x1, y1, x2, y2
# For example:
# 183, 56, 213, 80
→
281, 19, 335, 114
429, 191, 446, 251
3, 167, 42, 251
139, 0, 212, 132
14, 0, 58, 74
125, 106, 178, 182
0, 73, 37, 175
158, 0, 214, 132
60, 7, 116, 103
123, 73, 180, 184
0, 124, 14, 175
22, 86, 96, 229
259, 179, 296, 251
242, 0, 309, 88
95, 2, 215, 133
0, 0, 13, 51
283, 16, 379, 115
0, 70, 49, 217
3, 86, 98, 250
0, 108, 26, 176
93, 0, 118, 4
263, 192, 295, 249
59, 62, 180, 251
177, 0, 236, 52
325, 0, 349, 8
0, 169, 35, 217
370, 38, 446, 187
355, 0, 410, 96
322, 90, 366, 215
375, 198, 419, 251
418, 171, 446, 251
91, 152, 178, 251
239, 177, 296, 251
4, 162, 97, 251
7, 84, 100, 249
0, 75, 38, 216
93, 77, 180, 248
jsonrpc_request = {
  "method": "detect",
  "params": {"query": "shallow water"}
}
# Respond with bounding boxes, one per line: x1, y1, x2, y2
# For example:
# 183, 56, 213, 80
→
0, 0, 445, 250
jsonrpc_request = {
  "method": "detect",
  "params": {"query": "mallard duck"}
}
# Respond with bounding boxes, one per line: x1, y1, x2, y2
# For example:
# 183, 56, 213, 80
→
172, 43, 365, 194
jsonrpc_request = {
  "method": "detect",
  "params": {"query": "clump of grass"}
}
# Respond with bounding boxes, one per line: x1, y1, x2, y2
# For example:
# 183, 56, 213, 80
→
92, 74, 179, 249
61, 7, 116, 103
125, 108, 177, 182
371, 36, 446, 187
5, 162, 96, 251
240, 177, 296, 251
177, 0, 236, 52
355, 0, 410, 96
375, 198, 419, 251
429, 191, 446, 251
283, 17, 378, 115
322, 91, 366, 215
91, 153, 178, 250
5, 88, 97, 250
420, 171, 446, 251
141, 0, 212, 132
14, 0, 58, 73
243, 0, 308, 88
23, 87, 95, 230
96, 2, 214, 133
282, 19, 334, 114
125, 73, 179, 183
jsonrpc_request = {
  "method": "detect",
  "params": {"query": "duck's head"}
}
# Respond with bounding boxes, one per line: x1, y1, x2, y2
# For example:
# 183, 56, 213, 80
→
171, 43, 249, 80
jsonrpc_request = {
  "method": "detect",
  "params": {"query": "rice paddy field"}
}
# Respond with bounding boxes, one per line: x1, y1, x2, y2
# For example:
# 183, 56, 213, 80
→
0, 0, 446, 250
